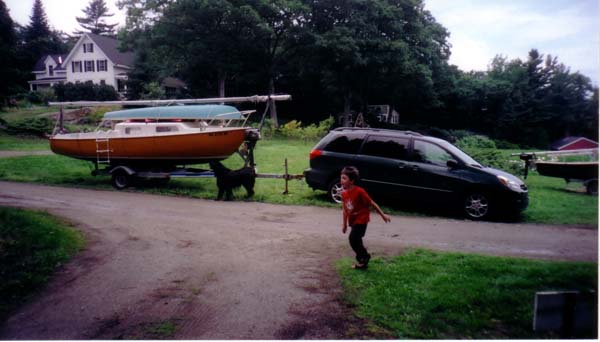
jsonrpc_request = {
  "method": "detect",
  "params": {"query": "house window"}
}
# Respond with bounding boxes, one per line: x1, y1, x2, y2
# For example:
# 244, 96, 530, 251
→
72, 61, 82, 73
100, 80, 106, 85
97, 59, 108, 72
84, 60, 95, 72
48, 65, 54, 76
83, 43, 94, 53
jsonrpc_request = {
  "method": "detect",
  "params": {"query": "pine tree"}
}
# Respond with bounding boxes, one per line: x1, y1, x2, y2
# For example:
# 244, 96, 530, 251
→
24, 0, 50, 41
0, 0, 22, 105
22, 0, 67, 68
75, 0, 118, 36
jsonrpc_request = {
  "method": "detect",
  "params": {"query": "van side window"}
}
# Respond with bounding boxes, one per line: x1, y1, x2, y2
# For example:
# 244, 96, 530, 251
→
361, 136, 409, 160
323, 135, 363, 154
413, 140, 453, 166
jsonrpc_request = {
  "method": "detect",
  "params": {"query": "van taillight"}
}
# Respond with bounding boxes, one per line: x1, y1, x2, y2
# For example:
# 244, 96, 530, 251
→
309, 149, 323, 160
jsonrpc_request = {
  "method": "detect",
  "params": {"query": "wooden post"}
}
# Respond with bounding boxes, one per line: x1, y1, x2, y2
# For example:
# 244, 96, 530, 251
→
59, 106, 64, 133
283, 158, 289, 195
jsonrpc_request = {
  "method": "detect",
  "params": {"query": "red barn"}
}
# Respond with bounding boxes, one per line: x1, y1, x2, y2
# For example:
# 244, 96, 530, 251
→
550, 137, 599, 151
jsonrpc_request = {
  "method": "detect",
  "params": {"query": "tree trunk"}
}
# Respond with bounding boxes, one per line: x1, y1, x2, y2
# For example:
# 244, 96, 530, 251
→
218, 70, 226, 98
269, 77, 278, 128
343, 90, 352, 126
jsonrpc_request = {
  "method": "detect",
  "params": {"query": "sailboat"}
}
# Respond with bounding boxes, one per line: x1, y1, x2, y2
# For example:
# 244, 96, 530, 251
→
49, 104, 254, 166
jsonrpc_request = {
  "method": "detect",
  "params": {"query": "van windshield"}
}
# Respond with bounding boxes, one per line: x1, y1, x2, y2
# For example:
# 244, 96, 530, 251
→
439, 140, 483, 167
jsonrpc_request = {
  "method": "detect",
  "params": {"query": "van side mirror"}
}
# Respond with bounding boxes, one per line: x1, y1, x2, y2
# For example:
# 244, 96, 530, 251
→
447, 159, 459, 168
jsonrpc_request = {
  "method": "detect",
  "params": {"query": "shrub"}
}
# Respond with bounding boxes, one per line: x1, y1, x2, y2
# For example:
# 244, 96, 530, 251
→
464, 147, 523, 176
448, 129, 475, 141
456, 135, 497, 149
495, 139, 521, 150
26, 89, 56, 105
4, 117, 54, 137
53, 82, 118, 102
279, 120, 303, 139
140, 82, 166, 100
277, 116, 334, 141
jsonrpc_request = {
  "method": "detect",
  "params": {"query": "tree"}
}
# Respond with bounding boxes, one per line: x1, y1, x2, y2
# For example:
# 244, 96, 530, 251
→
75, 0, 118, 36
307, 0, 451, 125
151, 0, 262, 98
0, 0, 22, 105
22, 0, 68, 68
239, 0, 311, 127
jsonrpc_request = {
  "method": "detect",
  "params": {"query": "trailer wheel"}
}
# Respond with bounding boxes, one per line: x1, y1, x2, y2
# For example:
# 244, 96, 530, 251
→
586, 180, 598, 195
111, 170, 132, 190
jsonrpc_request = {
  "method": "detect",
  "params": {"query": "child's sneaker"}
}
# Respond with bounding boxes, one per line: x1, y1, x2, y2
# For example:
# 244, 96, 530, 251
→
362, 254, 371, 266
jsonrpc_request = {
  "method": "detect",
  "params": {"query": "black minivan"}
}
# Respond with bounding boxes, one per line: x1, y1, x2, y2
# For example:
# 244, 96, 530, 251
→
304, 128, 528, 219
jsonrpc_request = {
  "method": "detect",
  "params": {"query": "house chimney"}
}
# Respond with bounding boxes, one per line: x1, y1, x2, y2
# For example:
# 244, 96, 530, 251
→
58, 56, 62, 65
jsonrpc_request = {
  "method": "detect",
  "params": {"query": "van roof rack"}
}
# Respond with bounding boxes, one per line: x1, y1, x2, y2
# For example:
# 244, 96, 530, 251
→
332, 127, 423, 136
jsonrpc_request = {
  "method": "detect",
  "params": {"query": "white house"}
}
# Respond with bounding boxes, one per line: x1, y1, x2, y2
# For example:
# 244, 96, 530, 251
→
29, 33, 135, 94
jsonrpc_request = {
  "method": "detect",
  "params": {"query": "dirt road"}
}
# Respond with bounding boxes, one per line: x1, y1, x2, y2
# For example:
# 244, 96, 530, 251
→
0, 181, 596, 339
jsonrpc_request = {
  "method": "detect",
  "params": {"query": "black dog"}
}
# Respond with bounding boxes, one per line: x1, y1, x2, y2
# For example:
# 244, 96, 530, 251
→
209, 161, 256, 201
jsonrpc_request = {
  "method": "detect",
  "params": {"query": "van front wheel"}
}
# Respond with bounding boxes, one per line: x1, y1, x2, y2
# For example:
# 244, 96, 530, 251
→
464, 192, 491, 220
328, 179, 344, 204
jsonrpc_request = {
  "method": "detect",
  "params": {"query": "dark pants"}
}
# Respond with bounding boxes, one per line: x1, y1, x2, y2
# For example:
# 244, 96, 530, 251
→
349, 224, 371, 264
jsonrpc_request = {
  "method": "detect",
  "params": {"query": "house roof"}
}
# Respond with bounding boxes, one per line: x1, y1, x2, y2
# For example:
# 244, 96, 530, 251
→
63, 33, 135, 68
33, 54, 68, 71
550, 136, 599, 150
87, 33, 135, 67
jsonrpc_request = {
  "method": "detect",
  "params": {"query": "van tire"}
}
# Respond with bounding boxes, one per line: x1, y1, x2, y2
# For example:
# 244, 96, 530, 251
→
463, 192, 491, 220
328, 178, 344, 204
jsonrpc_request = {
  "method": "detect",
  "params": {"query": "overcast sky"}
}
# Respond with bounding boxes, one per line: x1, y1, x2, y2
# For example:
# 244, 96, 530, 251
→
5, 0, 599, 85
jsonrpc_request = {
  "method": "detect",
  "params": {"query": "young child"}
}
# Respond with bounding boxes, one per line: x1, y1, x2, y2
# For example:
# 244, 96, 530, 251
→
340, 166, 391, 269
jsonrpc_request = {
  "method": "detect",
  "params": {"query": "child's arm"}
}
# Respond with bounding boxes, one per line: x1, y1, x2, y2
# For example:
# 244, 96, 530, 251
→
371, 200, 391, 223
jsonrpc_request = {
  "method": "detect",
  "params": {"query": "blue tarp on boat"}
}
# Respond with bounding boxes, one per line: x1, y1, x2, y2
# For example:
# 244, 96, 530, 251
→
103, 104, 244, 120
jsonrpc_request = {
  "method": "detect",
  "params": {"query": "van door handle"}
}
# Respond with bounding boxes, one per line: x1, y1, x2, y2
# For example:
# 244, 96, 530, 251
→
410, 165, 419, 171
397, 162, 406, 169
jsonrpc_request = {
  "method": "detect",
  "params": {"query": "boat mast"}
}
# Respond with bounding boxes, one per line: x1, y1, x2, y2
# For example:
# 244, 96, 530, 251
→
48, 94, 291, 107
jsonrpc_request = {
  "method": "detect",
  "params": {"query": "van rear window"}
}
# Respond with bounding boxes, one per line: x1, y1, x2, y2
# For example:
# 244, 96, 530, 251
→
322, 135, 363, 154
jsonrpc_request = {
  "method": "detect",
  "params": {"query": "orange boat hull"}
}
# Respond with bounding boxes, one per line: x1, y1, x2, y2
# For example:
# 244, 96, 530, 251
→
49, 128, 247, 165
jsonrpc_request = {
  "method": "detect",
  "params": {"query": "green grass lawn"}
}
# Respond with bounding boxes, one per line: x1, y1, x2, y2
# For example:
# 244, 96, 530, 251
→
0, 132, 50, 151
0, 106, 61, 121
337, 249, 597, 339
0, 206, 84, 321
0, 136, 596, 225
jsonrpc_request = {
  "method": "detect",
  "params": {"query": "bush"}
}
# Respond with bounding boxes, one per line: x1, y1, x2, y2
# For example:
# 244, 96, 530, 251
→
448, 129, 475, 141
456, 135, 497, 149
140, 82, 166, 100
26, 89, 56, 105
495, 139, 521, 150
4, 117, 54, 137
463, 147, 523, 176
53, 82, 119, 102
277, 116, 334, 141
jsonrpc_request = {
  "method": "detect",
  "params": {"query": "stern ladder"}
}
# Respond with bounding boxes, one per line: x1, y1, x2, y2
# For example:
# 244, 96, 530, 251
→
95, 132, 111, 165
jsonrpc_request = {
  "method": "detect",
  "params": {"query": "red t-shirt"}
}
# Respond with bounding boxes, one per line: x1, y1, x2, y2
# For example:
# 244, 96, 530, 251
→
342, 185, 373, 225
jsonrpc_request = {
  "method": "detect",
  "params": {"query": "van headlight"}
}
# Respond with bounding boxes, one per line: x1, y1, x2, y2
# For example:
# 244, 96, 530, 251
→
497, 175, 522, 192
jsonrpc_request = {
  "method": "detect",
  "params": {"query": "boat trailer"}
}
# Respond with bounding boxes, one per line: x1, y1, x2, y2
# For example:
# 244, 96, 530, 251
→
513, 148, 598, 195
93, 157, 304, 194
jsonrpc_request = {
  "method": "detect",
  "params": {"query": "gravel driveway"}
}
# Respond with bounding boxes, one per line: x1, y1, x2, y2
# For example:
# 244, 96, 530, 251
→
0, 181, 596, 339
